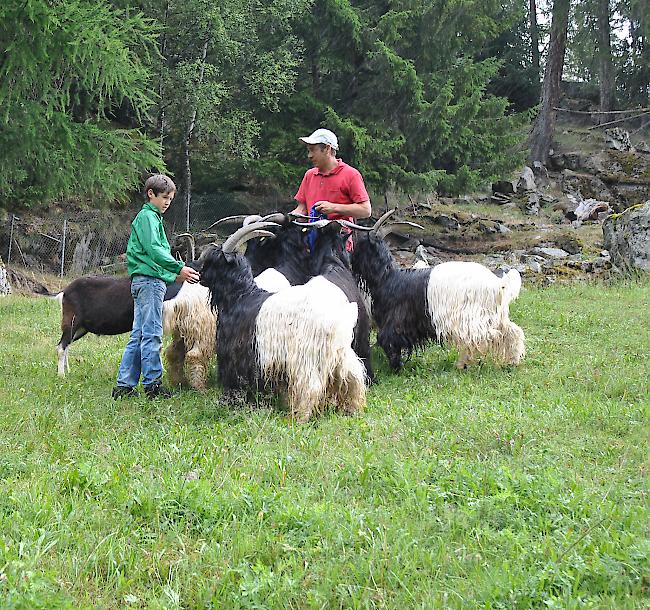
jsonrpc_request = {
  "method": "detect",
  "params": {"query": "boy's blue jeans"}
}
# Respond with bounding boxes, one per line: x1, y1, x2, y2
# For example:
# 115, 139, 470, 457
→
116, 275, 166, 388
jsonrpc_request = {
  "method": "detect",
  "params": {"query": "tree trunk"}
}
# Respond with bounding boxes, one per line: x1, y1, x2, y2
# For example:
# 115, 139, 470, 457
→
597, 0, 615, 122
529, 0, 541, 78
183, 38, 209, 232
528, 0, 571, 167
0, 256, 11, 296
158, 0, 170, 149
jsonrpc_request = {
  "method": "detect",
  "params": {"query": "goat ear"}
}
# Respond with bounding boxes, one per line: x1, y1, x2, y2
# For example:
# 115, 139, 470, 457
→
223, 251, 237, 263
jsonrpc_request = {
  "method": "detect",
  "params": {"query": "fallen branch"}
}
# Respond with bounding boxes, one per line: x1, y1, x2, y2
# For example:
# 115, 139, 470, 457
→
553, 106, 650, 115
587, 110, 650, 130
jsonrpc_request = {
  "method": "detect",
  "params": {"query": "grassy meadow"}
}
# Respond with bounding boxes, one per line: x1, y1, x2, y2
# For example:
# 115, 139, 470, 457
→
0, 281, 648, 609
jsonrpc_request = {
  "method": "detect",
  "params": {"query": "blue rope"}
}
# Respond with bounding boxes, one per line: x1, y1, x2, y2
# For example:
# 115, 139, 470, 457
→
307, 206, 328, 253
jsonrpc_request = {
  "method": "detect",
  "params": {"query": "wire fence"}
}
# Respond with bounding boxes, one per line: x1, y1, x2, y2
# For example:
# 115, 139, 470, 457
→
2, 190, 294, 279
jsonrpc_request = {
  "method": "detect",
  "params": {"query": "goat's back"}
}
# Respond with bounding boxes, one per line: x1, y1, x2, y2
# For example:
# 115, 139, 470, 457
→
62, 276, 133, 335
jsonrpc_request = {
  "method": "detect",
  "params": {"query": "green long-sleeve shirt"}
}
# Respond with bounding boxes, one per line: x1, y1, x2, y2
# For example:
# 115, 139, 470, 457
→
126, 202, 183, 284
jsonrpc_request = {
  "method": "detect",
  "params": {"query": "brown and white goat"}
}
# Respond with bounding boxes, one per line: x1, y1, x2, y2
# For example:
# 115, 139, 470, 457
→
53, 271, 216, 390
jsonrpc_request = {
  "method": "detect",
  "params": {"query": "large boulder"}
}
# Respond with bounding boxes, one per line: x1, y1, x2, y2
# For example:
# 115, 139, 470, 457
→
602, 201, 650, 273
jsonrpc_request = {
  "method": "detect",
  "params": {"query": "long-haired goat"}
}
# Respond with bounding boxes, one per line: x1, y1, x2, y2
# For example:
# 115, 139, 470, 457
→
351, 210, 525, 371
297, 218, 375, 382
231, 213, 374, 382
199, 222, 366, 422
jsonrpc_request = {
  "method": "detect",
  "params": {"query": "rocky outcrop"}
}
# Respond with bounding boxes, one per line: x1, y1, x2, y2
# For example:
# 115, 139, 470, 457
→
602, 201, 650, 273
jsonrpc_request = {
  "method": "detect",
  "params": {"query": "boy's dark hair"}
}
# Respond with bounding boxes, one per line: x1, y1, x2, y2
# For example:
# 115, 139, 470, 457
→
144, 174, 176, 197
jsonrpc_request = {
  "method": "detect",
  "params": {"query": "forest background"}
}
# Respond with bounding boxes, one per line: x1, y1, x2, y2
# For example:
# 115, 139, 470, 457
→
0, 0, 648, 224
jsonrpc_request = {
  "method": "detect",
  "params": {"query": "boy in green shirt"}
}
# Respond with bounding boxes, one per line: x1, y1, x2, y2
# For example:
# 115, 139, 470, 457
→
113, 174, 200, 399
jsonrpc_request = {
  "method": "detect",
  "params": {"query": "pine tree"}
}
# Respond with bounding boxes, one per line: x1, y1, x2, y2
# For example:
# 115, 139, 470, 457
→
255, 0, 531, 197
0, 0, 163, 208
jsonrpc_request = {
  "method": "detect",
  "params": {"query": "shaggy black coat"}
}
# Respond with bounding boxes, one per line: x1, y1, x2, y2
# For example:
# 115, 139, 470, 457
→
200, 247, 272, 395
245, 222, 311, 284
309, 227, 374, 382
351, 233, 438, 371
56, 274, 186, 353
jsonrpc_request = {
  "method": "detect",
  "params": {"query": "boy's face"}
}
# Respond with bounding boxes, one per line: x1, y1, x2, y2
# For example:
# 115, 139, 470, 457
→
148, 189, 175, 214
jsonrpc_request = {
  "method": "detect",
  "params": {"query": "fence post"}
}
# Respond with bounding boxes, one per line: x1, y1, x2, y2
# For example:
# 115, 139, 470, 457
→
60, 219, 67, 277
7, 214, 16, 264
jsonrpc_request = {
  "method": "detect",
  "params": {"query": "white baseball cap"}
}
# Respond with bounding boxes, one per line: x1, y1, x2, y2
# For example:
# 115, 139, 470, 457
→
299, 128, 339, 150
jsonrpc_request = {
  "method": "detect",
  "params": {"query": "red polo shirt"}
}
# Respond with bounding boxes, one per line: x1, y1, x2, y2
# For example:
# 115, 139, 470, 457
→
294, 159, 369, 222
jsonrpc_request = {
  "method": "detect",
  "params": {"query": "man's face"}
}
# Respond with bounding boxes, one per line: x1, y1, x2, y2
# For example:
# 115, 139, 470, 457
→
306, 143, 331, 169
148, 189, 175, 214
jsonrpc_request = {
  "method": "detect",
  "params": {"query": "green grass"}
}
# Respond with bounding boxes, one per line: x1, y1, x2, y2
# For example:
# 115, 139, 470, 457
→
1, 281, 649, 609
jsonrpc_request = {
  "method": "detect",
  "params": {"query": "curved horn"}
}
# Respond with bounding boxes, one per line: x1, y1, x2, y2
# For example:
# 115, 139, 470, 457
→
203, 215, 253, 231
261, 212, 288, 224
222, 222, 280, 253
338, 219, 374, 231
377, 221, 425, 239
288, 212, 311, 219
175, 232, 196, 260
371, 208, 397, 233
294, 218, 376, 232
292, 219, 332, 229
243, 214, 264, 226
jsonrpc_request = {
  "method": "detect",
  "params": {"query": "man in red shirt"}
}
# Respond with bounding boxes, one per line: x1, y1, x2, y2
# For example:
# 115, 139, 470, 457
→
291, 128, 372, 222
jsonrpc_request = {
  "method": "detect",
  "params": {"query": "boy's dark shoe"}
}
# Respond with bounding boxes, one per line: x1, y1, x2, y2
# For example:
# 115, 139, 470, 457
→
144, 381, 174, 400
112, 386, 137, 400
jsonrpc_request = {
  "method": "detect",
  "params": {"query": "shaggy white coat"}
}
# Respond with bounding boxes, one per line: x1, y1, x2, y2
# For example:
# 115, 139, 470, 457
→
426, 262, 525, 367
254, 276, 366, 422
253, 268, 291, 293
162, 282, 216, 390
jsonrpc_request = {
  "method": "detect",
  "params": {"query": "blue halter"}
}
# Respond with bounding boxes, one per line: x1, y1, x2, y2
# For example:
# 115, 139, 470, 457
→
307, 206, 328, 253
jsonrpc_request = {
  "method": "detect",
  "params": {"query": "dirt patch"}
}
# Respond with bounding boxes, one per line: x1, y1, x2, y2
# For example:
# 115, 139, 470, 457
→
6, 266, 64, 296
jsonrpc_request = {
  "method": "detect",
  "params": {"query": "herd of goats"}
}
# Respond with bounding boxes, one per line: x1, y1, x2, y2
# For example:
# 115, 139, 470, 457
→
52, 210, 526, 422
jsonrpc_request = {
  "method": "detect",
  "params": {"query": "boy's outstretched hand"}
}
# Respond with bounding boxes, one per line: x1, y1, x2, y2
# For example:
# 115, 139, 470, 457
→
177, 266, 200, 284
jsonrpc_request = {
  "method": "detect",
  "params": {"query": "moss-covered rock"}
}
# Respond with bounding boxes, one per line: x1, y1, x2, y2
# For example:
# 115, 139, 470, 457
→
603, 201, 650, 273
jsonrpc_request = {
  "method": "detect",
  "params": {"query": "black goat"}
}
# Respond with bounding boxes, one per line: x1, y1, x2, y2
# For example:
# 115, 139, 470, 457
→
351, 211, 525, 371
243, 214, 374, 382
200, 223, 366, 422
52, 263, 210, 384
306, 221, 375, 382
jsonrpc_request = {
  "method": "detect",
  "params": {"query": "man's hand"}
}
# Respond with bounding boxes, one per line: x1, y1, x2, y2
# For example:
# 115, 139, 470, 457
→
177, 266, 200, 284
314, 200, 339, 215
290, 202, 308, 216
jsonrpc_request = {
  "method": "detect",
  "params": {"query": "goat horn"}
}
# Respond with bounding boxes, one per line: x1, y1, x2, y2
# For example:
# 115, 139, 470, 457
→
222, 222, 280, 253
371, 208, 397, 233
243, 214, 264, 226
175, 232, 196, 261
288, 212, 311, 219
377, 221, 425, 239
338, 220, 373, 231
203, 215, 251, 231
261, 212, 287, 224
292, 219, 332, 229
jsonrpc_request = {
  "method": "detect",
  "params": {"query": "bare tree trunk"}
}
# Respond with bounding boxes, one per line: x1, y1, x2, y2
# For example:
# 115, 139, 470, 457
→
528, 0, 571, 166
183, 39, 209, 232
159, 0, 170, 150
0, 256, 11, 296
597, 0, 615, 123
529, 0, 541, 78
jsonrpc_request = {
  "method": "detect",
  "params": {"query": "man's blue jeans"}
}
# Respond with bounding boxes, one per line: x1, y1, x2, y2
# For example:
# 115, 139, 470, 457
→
116, 275, 166, 388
